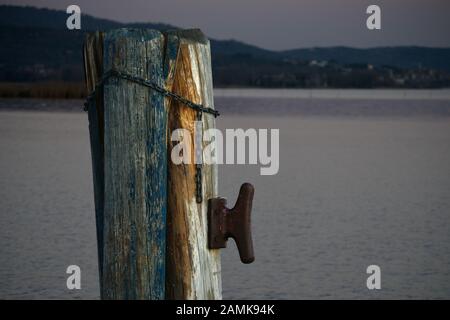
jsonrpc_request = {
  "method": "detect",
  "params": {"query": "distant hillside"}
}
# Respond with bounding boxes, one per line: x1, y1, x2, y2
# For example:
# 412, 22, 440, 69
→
1, 5, 450, 89
282, 46, 450, 72
0, 5, 174, 31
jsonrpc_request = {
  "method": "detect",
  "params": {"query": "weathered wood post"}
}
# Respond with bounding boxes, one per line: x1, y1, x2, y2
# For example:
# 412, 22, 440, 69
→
84, 29, 167, 299
164, 30, 255, 300
84, 27, 254, 300
164, 30, 222, 299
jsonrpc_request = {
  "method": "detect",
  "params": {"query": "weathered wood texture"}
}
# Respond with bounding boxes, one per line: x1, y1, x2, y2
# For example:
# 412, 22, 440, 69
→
83, 31, 105, 293
84, 28, 221, 300
102, 29, 167, 300
84, 29, 168, 300
165, 29, 222, 300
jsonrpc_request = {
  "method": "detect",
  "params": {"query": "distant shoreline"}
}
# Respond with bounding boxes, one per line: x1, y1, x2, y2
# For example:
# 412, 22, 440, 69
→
214, 88, 450, 100
1, 82, 450, 100
0, 82, 86, 99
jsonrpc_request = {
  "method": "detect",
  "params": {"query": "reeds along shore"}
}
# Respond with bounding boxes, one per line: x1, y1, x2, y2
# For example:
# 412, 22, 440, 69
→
0, 82, 86, 99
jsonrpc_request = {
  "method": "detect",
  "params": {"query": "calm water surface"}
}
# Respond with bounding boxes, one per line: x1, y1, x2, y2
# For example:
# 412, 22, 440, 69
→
1, 92, 450, 299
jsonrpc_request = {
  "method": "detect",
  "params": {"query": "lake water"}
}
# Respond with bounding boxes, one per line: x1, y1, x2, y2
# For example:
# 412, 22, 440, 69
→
1, 90, 450, 299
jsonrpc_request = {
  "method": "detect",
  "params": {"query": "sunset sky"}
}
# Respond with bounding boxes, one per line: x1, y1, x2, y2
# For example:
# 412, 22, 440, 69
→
1, 0, 449, 50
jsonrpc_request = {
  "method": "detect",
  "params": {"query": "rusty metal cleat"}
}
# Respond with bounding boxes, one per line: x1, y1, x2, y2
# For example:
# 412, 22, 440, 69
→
207, 183, 255, 264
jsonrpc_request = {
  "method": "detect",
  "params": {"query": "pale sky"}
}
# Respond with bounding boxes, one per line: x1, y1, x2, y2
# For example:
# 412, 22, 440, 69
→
2, 0, 449, 50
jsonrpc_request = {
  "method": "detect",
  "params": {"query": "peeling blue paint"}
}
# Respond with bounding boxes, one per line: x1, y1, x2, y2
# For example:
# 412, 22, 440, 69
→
89, 28, 168, 300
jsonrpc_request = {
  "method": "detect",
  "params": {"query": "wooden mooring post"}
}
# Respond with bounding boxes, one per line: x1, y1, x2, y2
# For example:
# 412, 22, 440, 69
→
84, 29, 167, 299
164, 30, 221, 299
83, 28, 254, 300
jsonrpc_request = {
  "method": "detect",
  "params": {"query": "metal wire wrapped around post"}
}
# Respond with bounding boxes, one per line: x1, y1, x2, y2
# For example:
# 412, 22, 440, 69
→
83, 67, 219, 205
